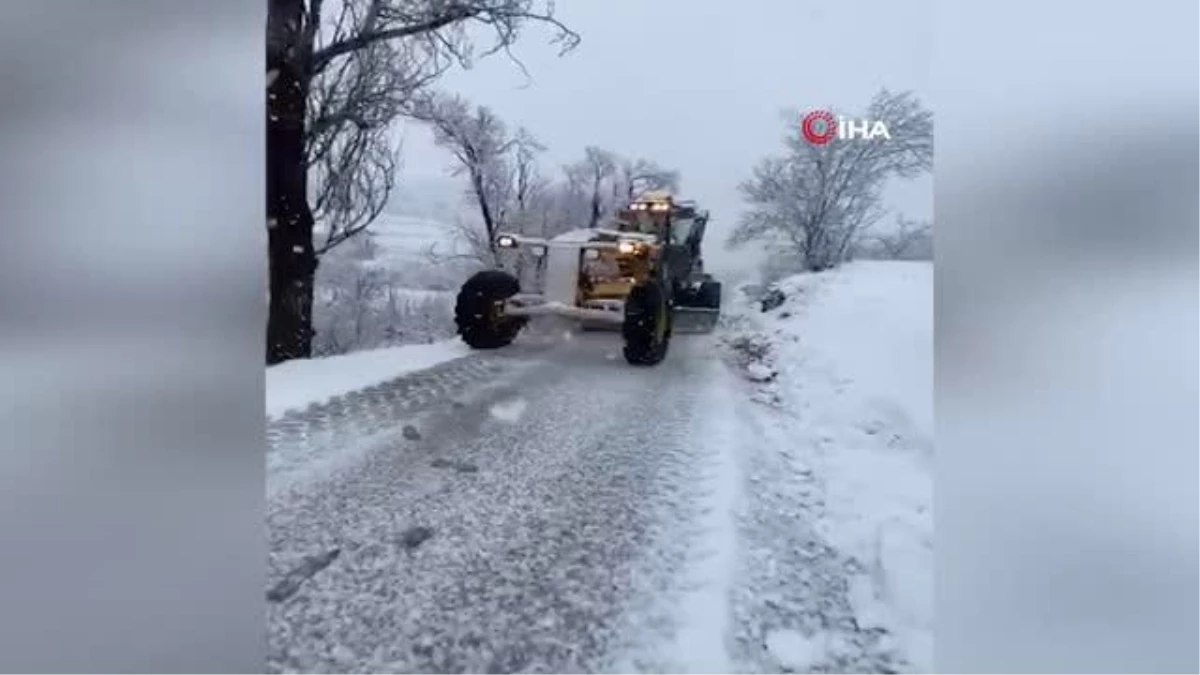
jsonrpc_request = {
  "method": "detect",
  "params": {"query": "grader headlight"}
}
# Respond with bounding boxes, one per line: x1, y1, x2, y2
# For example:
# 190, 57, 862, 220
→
496, 235, 517, 249
617, 240, 639, 255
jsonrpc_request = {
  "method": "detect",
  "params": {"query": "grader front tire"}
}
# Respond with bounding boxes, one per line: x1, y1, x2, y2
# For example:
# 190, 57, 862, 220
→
621, 279, 672, 366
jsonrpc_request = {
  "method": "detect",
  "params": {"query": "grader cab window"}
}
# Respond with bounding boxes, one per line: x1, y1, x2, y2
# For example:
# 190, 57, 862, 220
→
616, 210, 662, 235
670, 217, 694, 244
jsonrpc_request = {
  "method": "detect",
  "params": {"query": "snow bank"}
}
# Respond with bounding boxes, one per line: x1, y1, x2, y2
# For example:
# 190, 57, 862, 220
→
265, 338, 470, 419
728, 261, 933, 670
783, 262, 931, 435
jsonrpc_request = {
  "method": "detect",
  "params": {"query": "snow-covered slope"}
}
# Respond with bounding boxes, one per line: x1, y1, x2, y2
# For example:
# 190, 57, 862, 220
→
305, 177, 476, 355
764, 261, 931, 434
722, 261, 933, 671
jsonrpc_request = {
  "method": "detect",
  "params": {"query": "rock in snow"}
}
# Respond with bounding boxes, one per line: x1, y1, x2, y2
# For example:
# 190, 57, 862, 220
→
745, 362, 777, 382
765, 629, 826, 670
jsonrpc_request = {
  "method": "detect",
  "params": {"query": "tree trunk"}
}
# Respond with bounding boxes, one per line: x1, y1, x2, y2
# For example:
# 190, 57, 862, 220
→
588, 182, 601, 229
266, 0, 317, 365
469, 174, 500, 267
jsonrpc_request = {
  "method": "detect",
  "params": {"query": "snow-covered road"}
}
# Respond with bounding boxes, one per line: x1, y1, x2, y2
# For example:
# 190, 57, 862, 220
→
266, 262, 931, 674
268, 334, 737, 673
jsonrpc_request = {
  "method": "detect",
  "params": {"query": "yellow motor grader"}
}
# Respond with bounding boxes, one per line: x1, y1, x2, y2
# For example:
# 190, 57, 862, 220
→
452, 192, 723, 366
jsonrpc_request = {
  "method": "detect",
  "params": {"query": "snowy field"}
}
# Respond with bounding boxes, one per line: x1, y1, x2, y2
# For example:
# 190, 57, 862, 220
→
365, 213, 466, 275
266, 260, 932, 673
309, 208, 477, 357
365, 177, 477, 279
318, 211, 471, 288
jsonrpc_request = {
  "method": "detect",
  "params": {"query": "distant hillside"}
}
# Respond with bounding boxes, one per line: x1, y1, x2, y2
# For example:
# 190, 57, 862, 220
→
309, 173, 478, 291
385, 174, 469, 221
366, 213, 469, 290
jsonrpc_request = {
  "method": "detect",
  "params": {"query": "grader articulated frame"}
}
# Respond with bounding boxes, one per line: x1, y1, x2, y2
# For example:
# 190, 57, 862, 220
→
452, 192, 722, 366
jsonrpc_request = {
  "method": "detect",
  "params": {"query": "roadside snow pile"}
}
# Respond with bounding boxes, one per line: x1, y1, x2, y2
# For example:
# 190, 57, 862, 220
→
725, 261, 933, 671
719, 330, 781, 408
266, 338, 470, 419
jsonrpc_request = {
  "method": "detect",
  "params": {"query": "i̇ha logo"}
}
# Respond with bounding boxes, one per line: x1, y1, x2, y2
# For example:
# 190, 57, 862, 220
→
801, 109, 891, 145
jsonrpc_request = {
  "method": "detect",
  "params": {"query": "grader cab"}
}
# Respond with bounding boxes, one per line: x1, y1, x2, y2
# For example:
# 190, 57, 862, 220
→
452, 192, 723, 366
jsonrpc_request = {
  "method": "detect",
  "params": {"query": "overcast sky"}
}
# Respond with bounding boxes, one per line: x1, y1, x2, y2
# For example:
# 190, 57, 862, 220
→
397, 0, 932, 270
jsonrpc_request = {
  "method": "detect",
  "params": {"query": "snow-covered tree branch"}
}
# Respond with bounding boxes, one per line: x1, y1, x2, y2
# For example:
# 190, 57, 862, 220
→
728, 89, 932, 272
615, 158, 680, 202
266, 0, 579, 363
412, 94, 519, 266
873, 215, 932, 260
560, 149, 681, 230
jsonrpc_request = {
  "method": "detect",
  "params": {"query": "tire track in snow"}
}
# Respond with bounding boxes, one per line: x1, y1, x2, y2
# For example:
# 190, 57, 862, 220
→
267, 344, 549, 499
267, 335, 722, 673
625, 356, 743, 674
604, 347, 736, 674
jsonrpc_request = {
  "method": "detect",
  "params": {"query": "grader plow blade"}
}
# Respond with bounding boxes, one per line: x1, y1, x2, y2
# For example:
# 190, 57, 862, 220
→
672, 306, 720, 334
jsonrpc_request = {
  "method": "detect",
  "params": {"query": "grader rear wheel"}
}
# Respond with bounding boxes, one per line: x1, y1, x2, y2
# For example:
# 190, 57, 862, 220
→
454, 270, 525, 349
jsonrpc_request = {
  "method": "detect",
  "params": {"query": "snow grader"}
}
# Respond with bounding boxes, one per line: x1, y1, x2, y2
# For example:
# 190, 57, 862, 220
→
452, 191, 723, 366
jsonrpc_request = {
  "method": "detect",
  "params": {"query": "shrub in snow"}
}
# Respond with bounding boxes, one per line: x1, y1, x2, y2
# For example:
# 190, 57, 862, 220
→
311, 236, 457, 356
760, 287, 787, 312
749, 386, 783, 407
723, 332, 781, 385
850, 215, 933, 262
725, 332, 774, 366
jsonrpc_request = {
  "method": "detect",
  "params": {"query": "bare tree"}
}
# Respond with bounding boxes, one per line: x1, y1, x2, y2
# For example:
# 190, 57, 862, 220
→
415, 95, 518, 266
510, 127, 548, 231
872, 215, 932, 259
305, 2, 434, 256
266, 0, 580, 364
435, 215, 502, 268
562, 150, 680, 230
543, 173, 591, 234
417, 133, 684, 283
311, 232, 386, 355
314, 231, 458, 355
417, 105, 555, 286
506, 128, 549, 285
564, 146, 618, 229
728, 89, 932, 272
615, 158, 680, 201
523, 151, 682, 238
